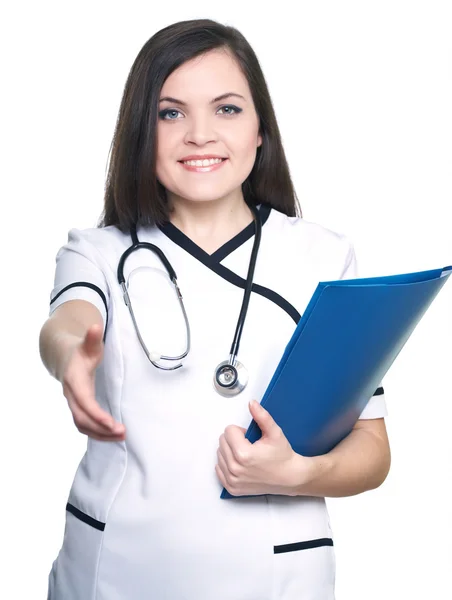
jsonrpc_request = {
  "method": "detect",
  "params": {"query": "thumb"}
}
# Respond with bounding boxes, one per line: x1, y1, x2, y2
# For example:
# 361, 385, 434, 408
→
82, 324, 104, 357
249, 400, 280, 439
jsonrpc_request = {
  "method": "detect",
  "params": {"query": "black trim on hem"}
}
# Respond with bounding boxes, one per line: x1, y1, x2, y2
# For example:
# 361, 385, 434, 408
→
274, 537, 334, 554
50, 282, 108, 341
373, 386, 384, 396
66, 502, 106, 531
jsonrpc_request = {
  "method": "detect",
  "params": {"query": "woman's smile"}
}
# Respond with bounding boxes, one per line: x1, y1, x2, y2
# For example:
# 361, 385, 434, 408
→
179, 157, 228, 172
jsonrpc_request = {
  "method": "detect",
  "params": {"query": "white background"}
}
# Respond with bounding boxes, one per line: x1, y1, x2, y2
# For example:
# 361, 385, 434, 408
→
2, 1, 451, 598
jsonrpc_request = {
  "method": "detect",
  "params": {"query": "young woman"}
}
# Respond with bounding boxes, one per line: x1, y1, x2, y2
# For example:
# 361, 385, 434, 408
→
40, 18, 390, 600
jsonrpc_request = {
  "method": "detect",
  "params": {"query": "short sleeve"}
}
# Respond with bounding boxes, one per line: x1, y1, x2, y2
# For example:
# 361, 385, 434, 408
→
49, 228, 110, 336
339, 240, 358, 280
340, 238, 388, 419
358, 382, 388, 419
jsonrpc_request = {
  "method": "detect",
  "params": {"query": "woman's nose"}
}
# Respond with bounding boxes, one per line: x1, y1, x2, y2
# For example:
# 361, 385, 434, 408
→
184, 115, 218, 146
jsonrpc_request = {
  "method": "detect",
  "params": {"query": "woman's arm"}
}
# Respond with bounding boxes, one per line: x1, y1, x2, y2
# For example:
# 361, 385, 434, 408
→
216, 400, 390, 498
39, 299, 125, 440
39, 299, 104, 382
291, 418, 391, 497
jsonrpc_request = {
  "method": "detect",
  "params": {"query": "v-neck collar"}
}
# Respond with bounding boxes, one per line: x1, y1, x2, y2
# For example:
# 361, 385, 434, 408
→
157, 203, 272, 267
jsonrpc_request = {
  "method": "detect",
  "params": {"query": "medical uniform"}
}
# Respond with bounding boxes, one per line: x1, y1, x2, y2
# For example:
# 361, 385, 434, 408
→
47, 204, 387, 600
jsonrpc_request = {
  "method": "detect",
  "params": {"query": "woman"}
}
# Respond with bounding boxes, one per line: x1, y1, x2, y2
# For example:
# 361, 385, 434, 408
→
40, 18, 390, 600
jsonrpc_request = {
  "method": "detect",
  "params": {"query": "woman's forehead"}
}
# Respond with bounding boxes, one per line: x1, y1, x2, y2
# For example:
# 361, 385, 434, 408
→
161, 50, 250, 100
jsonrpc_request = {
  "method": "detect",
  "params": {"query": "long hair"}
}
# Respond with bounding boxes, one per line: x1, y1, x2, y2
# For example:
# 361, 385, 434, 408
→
99, 19, 301, 231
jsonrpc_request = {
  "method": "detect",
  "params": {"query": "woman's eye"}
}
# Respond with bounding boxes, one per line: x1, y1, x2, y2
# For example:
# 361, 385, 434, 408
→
158, 105, 242, 120
159, 109, 183, 120
217, 105, 242, 116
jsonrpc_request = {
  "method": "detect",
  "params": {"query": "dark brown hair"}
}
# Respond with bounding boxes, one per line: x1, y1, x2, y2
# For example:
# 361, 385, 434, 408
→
98, 19, 301, 232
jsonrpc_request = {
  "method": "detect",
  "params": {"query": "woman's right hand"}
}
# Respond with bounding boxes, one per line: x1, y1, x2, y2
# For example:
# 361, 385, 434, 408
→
61, 323, 126, 441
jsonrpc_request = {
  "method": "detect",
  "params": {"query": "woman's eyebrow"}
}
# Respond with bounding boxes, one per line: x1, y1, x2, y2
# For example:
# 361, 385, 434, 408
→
159, 92, 246, 105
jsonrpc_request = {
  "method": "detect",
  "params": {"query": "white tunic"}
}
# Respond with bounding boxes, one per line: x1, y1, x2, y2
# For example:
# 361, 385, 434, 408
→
47, 205, 387, 600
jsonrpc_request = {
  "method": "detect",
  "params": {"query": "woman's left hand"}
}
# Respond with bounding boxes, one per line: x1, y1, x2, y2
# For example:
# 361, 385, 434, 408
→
215, 400, 312, 496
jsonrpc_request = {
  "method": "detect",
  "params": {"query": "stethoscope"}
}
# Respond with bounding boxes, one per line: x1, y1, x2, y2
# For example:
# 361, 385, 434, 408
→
117, 204, 262, 397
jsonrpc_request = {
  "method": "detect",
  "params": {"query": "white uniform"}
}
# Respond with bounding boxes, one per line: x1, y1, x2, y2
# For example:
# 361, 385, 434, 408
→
47, 205, 387, 600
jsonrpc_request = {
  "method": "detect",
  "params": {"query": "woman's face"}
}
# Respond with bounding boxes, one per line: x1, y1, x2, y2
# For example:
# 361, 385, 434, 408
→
156, 49, 262, 207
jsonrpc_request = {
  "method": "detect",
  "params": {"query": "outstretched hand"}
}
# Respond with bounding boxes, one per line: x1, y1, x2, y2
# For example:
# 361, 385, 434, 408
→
62, 324, 125, 441
215, 400, 310, 496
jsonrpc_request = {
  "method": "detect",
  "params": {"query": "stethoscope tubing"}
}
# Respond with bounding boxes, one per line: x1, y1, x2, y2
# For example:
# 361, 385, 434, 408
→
117, 203, 262, 390
228, 204, 261, 361
118, 241, 177, 284
118, 239, 191, 370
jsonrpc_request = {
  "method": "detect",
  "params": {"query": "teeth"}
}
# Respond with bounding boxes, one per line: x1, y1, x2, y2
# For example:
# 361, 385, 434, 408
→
182, 158, 224, 166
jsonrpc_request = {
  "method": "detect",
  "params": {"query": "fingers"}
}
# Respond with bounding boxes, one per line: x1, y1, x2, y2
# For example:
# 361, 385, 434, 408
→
64, 372, 117, 428
63, 352, 124, 439
66, 391, 125, 439
223, 425, 252, 465
215, 463, 231, 493
78, 426, 125, 442
219, 433, 235, 467
216, 450, 236, 489
249, 400, 282, 440
62, 329, 117, 434
61, 324, 122, 441
219, 431, 248, 475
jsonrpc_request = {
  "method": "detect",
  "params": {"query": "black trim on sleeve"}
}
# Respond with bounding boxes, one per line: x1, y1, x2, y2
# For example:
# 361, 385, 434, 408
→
66, 502, 106, 531
50, 282, 109, 341
274, 537, 334, 554
373, 387, 384, 396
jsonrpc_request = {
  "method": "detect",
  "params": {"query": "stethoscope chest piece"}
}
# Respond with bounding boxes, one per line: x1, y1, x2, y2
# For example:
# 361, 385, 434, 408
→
123, 204, 262, 395
213, 360, 249, 397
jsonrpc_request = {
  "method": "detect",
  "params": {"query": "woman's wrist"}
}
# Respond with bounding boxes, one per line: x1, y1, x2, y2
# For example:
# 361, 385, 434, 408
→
288, 452, 334, 496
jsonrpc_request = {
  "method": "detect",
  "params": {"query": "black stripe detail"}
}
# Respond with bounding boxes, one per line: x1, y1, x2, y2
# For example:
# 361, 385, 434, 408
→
50, 282, 109, 341
157, 204, 300, 324
210, 204, 272, 264
274, 537, 333, 554
373, 386, 384, 396
66, 502, 106, 531
157, 204, 271, 267
212, 263, 301, 324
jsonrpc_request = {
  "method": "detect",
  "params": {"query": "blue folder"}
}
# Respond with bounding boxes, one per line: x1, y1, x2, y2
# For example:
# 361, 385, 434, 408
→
221, 265, 452, 499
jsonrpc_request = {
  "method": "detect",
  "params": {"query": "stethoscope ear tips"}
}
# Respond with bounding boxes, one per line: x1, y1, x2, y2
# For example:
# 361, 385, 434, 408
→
213, 360, 249, 397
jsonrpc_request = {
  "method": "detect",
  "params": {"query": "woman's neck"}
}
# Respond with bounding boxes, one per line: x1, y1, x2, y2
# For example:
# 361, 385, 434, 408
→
167, 193, 254, 254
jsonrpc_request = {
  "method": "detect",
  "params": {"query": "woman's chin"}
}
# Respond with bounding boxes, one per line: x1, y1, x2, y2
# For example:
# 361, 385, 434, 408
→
168, 188, 240, 205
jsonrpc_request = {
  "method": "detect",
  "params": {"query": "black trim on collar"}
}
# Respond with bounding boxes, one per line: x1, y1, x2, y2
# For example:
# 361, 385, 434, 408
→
156, 203, 302, 323
157, 203, 271, 266
212, 262, 301, 324
50, 282, 108, 342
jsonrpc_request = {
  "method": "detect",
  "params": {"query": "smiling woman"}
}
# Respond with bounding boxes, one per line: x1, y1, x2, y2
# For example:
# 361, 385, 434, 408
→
155, 50, 263, 242
99, 20, 299, 232
41, 17, 389, 600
